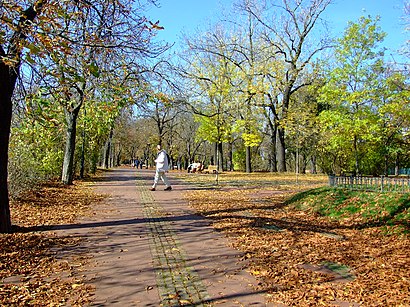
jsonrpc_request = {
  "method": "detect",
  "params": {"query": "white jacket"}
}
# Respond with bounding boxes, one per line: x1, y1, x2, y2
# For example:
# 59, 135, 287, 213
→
155, 150, 169, 172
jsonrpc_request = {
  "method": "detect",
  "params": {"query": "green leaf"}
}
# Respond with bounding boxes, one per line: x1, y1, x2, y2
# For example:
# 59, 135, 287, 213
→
89, 62, 100, 77
25, 54, 36, 64
27, 43, 41, 55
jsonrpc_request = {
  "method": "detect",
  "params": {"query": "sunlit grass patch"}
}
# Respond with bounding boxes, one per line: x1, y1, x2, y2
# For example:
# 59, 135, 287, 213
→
174, 171, 328, 190
286, 187, 410, 233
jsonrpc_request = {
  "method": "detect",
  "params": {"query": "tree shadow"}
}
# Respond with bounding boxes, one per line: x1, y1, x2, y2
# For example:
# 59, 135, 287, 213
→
11, 212, 212, 233
192, 187, 410, 234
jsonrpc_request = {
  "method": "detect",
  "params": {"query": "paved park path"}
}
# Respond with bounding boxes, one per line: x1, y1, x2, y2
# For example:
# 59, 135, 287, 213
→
57, 167, 276, 306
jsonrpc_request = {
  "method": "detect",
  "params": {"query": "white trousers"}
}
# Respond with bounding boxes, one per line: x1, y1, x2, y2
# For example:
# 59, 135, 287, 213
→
152, 170, 170, 188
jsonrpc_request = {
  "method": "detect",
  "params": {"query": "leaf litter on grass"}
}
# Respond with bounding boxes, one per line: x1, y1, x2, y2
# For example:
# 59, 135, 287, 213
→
1, 181, 104, 306
180, 172, 410, 306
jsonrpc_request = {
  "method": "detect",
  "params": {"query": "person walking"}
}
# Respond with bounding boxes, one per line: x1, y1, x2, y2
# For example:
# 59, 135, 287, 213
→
150, 144, 172, 191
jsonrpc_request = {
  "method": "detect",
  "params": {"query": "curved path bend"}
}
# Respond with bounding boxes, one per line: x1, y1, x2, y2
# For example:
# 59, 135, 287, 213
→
57, 167, 277, 306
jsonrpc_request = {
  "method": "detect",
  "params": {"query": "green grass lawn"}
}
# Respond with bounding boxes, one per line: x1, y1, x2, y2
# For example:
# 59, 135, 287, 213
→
286, 186, 410, 234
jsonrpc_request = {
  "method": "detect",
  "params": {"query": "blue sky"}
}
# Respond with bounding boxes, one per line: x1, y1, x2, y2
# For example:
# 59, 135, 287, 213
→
147, 0, 408, 57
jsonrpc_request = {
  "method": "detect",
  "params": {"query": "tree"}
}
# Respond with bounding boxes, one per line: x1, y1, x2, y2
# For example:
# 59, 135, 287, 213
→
206, 9, 267, 173
181, 28, 239, 171
172, 112, 205, 169
244, 0, 332, 172
284, 77, 322, 174
259, 58, 285, 172
135, 85, 180, 145
0, 0, 163, 233
9, 90, 65, 196
318, 16, 387, 175
53, 1, 163, 184
377, 70, 410, 175
0, 1, 49, 233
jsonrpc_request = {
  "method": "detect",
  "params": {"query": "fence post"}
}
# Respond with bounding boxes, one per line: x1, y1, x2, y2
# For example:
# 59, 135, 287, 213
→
381, 175, 384, 192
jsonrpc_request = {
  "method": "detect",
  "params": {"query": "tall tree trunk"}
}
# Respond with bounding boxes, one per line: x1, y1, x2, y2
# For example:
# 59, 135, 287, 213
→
310, 155, 317, 174
110, 144, 114, 168
270, 131, 278, 172
277, 86, 292, 173
62, 107, 81, 185
0, 1, 45, 233
213, 143, 217, 166
79, 108, 86, 179
103, 128, 113, 169
0, 60, 14, 233
394, 153, 399, 176
80, 134, 85, 179
265, 107, 278, 173
276, 126, 287, 172
295, 151, 299, 174
245, 146, 252, 173
383, 153, 389, 176
216, 142, 223, 171
353, 135, 359, 175
228, 142, 234, 171
116, 147, 121, 167
301, 153, 307, 174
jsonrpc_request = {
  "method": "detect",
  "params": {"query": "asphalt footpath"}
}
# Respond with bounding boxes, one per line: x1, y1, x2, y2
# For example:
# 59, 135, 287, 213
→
56, 167, 277, 306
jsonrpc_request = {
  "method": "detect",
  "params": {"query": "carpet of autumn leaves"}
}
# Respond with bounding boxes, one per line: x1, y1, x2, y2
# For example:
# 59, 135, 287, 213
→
179, 172, 410, 307
0, 181, 104, 306
2, 170, 409, 306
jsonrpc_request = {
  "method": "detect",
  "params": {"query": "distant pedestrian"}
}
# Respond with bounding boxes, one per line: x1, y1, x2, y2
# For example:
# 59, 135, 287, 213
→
150, 144, 172, 191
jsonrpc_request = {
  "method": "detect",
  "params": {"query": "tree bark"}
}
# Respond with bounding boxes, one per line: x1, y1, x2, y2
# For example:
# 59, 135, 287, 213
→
61, 107, 81, 185
310, 155, 317, 174
216, 142, 223, 171
0, 56, 14, 233
228, 142, 234, 171
264, 106, 278, 173
103, 128, 113, 169
276, 126, 287, 172
220, 142, 224, 171
79, 108, 86, 179
270, 129, 278, 172
116, 147, 121, 166
0, 1, 45, 233
245, 146, 252, 173
213, 142, 217, 166
394, 153, 399, 176
353, 135, 359, 175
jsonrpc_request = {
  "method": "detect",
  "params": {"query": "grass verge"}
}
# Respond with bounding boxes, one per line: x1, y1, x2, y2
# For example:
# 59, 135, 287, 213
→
287, 186, 410, 234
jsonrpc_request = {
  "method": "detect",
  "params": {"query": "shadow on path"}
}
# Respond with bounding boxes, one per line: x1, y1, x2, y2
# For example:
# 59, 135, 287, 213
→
18, 213, 209, 232
45, 167, 279, 306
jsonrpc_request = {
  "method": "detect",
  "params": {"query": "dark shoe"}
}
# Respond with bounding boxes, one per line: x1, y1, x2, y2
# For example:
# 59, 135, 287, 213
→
150, 187, 156, 191
164, 186, 172, 191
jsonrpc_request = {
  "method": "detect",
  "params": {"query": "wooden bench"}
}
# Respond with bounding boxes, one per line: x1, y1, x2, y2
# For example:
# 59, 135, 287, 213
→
203, 165, 218, 174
